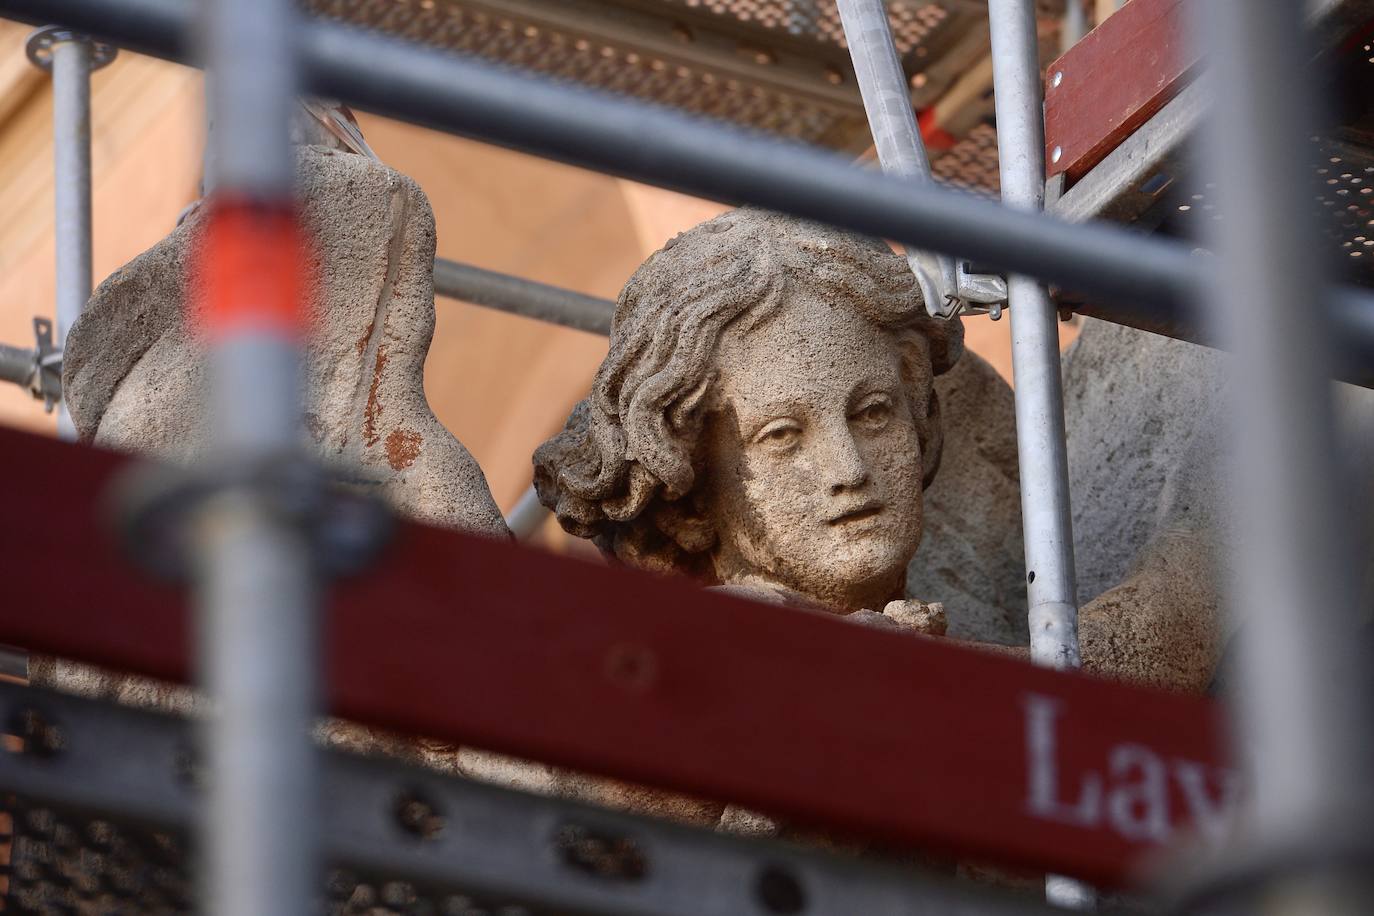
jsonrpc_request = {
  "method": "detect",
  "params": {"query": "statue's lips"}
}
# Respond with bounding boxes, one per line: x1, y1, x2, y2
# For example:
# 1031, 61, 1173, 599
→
826, 501, 885, 526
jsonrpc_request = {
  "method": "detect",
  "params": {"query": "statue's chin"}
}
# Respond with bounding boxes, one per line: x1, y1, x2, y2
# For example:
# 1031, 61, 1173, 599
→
718, 516, 921, 611
765, 541, 915, 612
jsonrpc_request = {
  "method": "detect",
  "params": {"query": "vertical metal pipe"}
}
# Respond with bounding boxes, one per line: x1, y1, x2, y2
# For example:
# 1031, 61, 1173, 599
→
835, 0, 960, 318
987, 0, 1089, 907
1061, 0, 1089, 55
197, 1, 313, 915
1199, 1, 1374, 911
50, 37, 93, 440
204, 0, 296, 198
987, 0, 1081, 673
196, 486, 316, 916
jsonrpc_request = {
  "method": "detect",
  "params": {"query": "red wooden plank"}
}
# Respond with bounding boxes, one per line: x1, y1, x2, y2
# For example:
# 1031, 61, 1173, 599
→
0, 425, 1236, 887
1044, 0, 1193, 181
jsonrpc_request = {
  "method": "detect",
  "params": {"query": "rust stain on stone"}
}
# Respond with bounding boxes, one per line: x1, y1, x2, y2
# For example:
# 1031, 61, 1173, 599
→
363, 343, 388, 448
355, 318, 374, 356
385, 427, 423, 470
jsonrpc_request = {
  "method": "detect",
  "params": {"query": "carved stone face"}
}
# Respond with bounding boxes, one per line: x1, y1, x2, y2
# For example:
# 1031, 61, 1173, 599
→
701, 292, 927, 611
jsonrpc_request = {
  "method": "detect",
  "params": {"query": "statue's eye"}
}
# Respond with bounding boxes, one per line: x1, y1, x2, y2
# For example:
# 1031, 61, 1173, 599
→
756, 422, 801, 449
852, 398, 893, 429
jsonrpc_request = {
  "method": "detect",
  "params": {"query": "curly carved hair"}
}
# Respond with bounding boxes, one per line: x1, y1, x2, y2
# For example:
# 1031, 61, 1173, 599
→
533, 209, 963, 579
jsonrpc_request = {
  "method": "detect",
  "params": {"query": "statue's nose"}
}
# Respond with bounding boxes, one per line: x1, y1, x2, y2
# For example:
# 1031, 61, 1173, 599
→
824, 425, 870, 494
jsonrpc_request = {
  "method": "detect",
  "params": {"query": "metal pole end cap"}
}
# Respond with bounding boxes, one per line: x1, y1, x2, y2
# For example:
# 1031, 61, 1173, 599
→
26, 26, 118, 73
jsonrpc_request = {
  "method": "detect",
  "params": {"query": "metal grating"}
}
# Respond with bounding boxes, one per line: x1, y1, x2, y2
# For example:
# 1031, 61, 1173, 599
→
1321, 141, 1374, 274
301, 0, 1005, 152
0, 685, 1051, 916
659, 0, 952, 53
3, 799, 535, 916
305, 0, 848, 144
6, 801, 193, 915
1136, 133, 1374, 289
931, 120, 1000, 195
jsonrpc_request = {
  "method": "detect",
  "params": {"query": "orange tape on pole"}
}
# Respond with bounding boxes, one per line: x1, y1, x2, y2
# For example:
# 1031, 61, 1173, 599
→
196, 199, 309, 340
917, 108, 958, 152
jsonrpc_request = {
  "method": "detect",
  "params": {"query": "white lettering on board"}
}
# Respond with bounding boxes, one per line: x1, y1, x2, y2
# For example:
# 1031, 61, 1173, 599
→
1107, 744, 1170, 842
1021, 691, 1241, 846
1023, 693, 1103, 826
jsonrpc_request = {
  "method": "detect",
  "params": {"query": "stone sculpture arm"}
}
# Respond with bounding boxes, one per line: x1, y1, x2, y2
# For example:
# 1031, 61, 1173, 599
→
1076, 530, 1222, 693
949, 531, 1222, 694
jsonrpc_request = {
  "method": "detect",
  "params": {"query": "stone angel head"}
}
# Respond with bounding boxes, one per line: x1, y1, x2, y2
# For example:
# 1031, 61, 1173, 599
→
533, 209, 962, 613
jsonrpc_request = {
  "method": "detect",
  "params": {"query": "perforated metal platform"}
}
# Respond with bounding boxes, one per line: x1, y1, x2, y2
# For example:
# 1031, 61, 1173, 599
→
1053, 87, 1374, 289
302, 0, 1026, 177
0, 684, 1051, 916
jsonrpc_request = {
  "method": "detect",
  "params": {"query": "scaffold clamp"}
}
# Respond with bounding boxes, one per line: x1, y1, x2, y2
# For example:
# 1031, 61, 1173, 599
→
24, 24, 117, 72
29, 317, 61, 412
112, 454, 394, 582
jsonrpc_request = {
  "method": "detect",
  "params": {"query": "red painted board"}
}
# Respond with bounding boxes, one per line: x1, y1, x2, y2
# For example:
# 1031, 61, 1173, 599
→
0, 426, 1236, 887
1044, 0, 1194, 181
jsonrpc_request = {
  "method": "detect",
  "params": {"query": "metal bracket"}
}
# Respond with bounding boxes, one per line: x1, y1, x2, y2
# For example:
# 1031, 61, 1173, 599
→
0, 319, 63, 411
956, 262, 1010, 319
30, 318, 61, 412
112, 455, 394, 581
24, 25, 118, 72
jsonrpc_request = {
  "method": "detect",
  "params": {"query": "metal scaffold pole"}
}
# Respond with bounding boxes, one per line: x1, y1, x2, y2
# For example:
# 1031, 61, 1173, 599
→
196, 0, 318, 913
835, 0, 1007, 318
1061, 0, 1089, 54
1197, 0, 1374, 912
986, 0, 1082, 684
986, 0, 1090, 907
25, 26, 114, 439
835, 0, 959, 317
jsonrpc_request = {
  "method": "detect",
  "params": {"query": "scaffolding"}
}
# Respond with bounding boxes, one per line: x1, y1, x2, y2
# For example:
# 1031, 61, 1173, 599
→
0, 0, 1372, 913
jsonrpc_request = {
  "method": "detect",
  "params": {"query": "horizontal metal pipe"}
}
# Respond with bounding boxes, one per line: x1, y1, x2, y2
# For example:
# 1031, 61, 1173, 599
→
433, 258, 614, 336
503, 483, 548, 541
0, 343, 36, 388
837, 0, 960, 317
7, 0, 1374, 387
0, 0, 1197, 310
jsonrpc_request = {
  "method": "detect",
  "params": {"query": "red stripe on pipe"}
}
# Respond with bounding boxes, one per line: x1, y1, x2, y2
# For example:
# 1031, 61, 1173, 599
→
196, 199, 309, 339
918, 108, 958, 152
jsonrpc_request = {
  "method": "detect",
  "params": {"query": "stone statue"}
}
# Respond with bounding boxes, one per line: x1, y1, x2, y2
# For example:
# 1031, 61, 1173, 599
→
44, 143, 509, 736
530, 206, 1230, 844
534, 209, 955, 628
63, 144, 507, 537
534, 208, 1224, 686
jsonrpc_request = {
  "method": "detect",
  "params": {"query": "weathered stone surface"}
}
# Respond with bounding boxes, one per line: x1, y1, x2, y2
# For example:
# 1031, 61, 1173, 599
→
63, 145, 508, 536
1062, 318, 1374, 690
1078, 530, 1222, 692
907, 350, 1027, 645
44, 146, 509, 750
536, 211, 1236, 699
1063, 318, 1225, 605
1059, 319, 1228, 689
535, 209, 962, 614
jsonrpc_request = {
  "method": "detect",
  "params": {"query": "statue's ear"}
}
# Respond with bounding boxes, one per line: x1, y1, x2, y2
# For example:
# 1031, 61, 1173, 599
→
653, 497, 717, 555
668, 371, 715, 435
